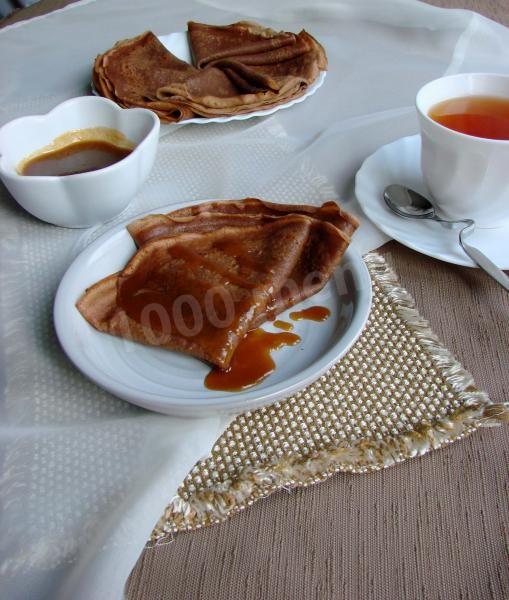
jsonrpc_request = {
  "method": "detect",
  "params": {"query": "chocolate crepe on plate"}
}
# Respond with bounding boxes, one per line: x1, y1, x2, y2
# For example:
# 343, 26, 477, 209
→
78, 216, 312, 368
126, 199, 359, 327
77, 200, 357, 368
93, 22, 327, 122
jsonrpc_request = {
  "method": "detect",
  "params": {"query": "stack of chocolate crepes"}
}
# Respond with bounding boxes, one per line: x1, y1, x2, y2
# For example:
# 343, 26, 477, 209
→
93, 21, 327, 122
77, 199, 358, 369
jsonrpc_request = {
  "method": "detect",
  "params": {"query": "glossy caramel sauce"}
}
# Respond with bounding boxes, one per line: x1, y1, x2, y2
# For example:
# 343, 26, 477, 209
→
428, 95, 509, 140
21, 140, 132, 176
118, 243, 254, 340
170, 243, 260, 289
204, 328, 301, 391
289, 305, 331, 322
213, 239, 265, 272
273, 319, 293, 331
18, 127, 135, 177
118, 241, 257, 325
117, 238, 277, 369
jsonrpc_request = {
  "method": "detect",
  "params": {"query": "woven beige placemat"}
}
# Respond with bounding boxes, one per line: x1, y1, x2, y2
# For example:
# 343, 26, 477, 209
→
151, 252, 508, 541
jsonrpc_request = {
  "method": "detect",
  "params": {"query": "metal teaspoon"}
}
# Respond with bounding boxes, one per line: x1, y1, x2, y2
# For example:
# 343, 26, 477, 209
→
383, 184, 509, 292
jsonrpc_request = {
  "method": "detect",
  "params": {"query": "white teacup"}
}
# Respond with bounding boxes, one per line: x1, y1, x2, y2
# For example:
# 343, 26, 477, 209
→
416, 73, 509, 229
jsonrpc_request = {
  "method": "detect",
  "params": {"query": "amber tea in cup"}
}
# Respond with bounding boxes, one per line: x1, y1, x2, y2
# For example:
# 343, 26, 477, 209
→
416, 73, 509, 228
428, 95, 509, 140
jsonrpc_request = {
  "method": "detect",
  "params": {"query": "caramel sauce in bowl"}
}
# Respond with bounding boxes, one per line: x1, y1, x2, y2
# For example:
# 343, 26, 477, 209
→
18, 129, 134, 177
0, 96, 159, 228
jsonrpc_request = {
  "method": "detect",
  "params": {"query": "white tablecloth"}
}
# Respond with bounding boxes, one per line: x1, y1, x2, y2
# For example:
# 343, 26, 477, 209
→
0, 1, 508, 598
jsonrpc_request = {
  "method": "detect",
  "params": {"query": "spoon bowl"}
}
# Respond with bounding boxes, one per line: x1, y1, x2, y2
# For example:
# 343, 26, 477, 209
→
383, 185, 435, 218
383, 184, 509, 292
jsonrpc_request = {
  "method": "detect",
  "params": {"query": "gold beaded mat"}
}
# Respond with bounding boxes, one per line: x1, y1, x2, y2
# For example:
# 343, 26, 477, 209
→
151, 252, 508, 541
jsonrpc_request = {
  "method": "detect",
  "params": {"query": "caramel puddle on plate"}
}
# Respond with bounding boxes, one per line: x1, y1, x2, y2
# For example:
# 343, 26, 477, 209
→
289, 305, 331, 322
205, 328, 301, 392
273, 319, 294, 331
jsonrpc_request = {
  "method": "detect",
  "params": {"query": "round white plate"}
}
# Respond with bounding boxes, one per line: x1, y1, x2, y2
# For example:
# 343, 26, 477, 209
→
355, 134, 509, 269
54, 200, 371, 417
93, 32, 326, 126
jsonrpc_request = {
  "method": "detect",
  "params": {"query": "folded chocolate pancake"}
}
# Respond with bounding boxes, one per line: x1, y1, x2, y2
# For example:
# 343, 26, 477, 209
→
93, 31, 199, 122
127, 212, 277, 248
128, 199, 359, 245
155, 70, 301, 114
188, 21, 297, 69
153, 60, 308, 116
93, 22, 327, 122
97, 32, 196, 102
126, 199, 358, 326
156, 26, 327, 115
77, 216, 312, 368
95, 33, 299, 121
188, 23, 326, 90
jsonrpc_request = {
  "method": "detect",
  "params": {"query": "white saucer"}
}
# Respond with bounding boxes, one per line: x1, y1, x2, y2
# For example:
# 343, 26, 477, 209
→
93, 32, 326, 127
54, 199, 371, 417
355, 134, 509, 269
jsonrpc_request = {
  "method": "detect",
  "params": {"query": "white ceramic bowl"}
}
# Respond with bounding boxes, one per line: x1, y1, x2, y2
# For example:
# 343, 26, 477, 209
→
416, 73, 509, 229
0, 96, 160, 228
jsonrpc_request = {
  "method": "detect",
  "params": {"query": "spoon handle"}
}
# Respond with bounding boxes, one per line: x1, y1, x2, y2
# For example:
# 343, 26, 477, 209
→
459, 237, 509, 292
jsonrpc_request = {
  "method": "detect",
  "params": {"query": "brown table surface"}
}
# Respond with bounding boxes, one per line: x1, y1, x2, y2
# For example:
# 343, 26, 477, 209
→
2, 2, 508, 599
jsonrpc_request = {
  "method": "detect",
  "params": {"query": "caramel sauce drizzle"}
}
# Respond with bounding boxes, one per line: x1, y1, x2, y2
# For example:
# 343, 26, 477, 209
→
119, 234, 331, 391
205, 328, 301, 391
119, 241, 266, 334
213, 239, 266, 273
273, 320, 294, 331
289, 306, 331, 322
168, 244, 258, 289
